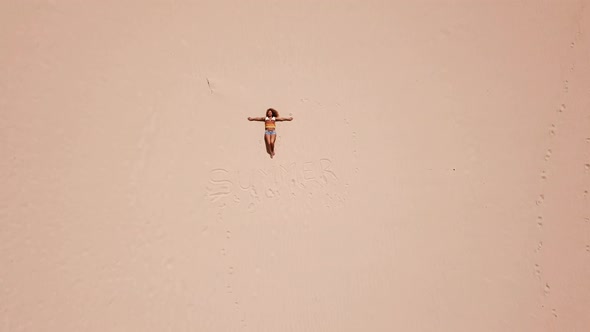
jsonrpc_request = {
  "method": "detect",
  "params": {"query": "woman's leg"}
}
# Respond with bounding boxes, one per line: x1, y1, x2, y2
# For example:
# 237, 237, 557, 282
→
264, 133, 272, 157
269, 133, 277, 156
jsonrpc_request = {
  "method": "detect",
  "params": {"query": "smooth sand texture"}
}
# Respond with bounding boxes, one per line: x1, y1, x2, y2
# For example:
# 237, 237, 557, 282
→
1, 1, 590, 331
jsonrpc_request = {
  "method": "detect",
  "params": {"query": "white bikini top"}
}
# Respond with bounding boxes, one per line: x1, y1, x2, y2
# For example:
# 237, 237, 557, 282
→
265, 116, 276, 121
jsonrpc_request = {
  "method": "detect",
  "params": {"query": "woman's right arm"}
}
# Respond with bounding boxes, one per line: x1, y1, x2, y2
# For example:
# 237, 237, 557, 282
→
248, 117, 264, 121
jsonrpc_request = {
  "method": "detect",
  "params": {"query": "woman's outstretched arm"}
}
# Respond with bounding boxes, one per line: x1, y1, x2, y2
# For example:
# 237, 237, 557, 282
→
276, 117, 293, 121
248, 117, 265, 121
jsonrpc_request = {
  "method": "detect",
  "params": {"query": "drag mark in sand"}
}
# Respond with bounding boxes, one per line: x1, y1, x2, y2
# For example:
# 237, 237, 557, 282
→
343, 111, 360, 173
206, 78, 214, 94
129, 104, 161, 206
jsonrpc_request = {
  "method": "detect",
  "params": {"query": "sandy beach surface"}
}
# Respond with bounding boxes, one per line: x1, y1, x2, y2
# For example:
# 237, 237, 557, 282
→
1, 1, 590, 331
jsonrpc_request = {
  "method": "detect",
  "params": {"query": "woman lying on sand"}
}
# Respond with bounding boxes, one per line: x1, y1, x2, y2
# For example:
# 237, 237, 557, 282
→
248, 108, 293, 158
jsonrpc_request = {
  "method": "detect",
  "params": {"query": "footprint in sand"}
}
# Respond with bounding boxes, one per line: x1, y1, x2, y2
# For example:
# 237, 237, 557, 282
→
536, 194, 545, 206
537, 216, 544, 228
247, 202, 256, 213
544, 283, 551, 296
544, 149, 552, 161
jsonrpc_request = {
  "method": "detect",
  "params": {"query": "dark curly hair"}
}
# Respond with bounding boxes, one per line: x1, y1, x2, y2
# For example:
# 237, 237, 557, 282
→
266, 108, 279, 118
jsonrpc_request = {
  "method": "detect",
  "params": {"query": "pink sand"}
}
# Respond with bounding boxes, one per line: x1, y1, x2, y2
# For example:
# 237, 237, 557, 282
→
1, 1, 589, 331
